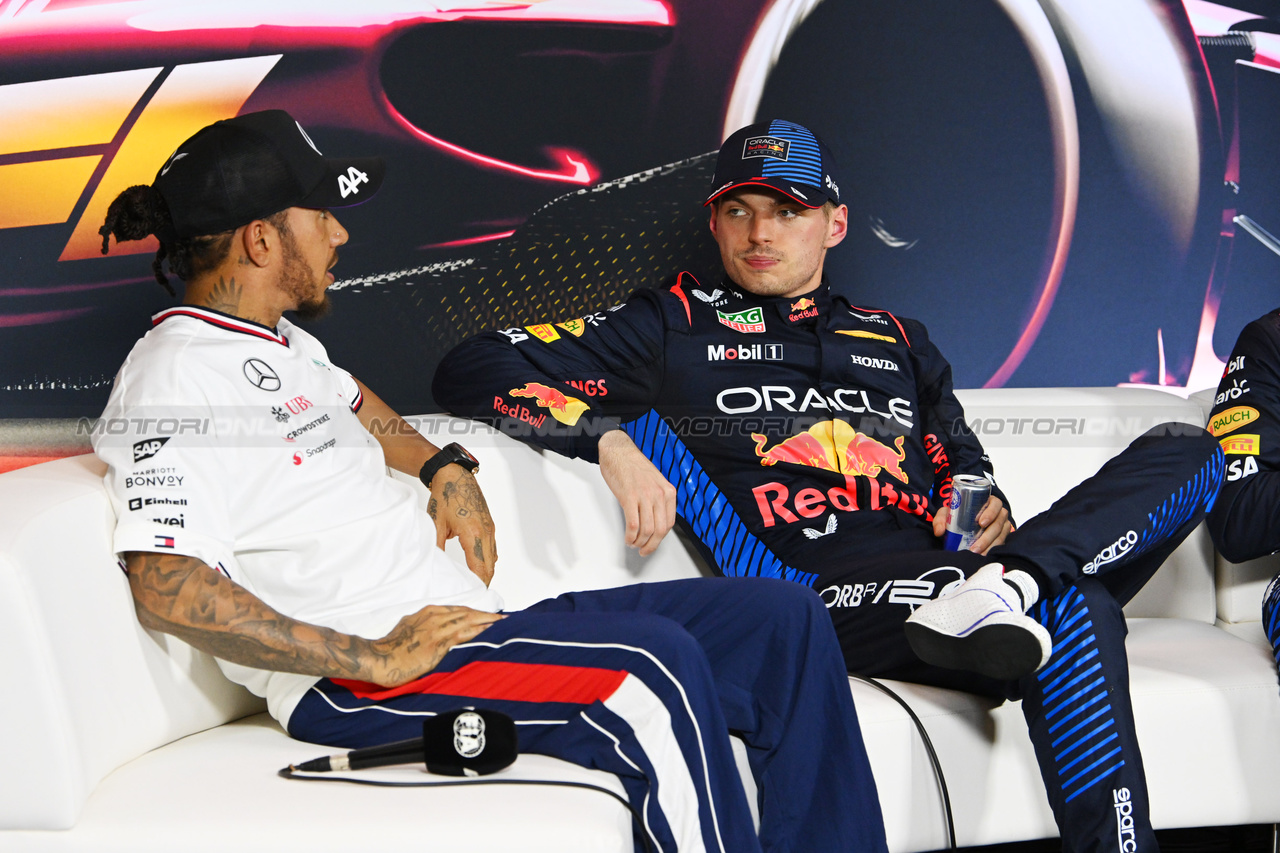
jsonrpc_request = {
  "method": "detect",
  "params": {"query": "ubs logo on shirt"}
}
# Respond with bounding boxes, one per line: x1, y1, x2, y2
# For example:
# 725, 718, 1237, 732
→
286, 395, 313, 415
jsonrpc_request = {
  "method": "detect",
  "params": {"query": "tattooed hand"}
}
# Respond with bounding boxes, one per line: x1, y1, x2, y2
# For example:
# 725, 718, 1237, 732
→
371, 604, 504, 686
123, 551, 502, 686
427, 464, 498, 585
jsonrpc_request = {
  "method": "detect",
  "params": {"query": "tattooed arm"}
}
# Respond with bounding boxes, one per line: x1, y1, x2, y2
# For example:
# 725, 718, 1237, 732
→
124, 551, 502, 686
352, 378, 498, 585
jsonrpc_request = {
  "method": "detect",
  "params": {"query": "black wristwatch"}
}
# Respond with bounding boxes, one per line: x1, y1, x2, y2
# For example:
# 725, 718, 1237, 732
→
419, 443, 480, 488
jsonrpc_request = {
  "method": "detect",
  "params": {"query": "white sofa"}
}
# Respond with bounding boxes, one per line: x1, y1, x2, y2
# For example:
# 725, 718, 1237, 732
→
2, 387, 1278, 852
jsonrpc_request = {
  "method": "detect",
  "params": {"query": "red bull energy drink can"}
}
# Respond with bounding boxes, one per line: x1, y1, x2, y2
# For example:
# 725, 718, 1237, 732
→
943, 475, 992, 551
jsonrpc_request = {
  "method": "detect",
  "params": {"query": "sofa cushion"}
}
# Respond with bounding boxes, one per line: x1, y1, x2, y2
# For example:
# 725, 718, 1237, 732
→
0, 455, 263, 831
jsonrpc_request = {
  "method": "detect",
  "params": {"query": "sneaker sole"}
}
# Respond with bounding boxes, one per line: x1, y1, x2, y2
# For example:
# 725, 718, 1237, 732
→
904, 616, 1051, 681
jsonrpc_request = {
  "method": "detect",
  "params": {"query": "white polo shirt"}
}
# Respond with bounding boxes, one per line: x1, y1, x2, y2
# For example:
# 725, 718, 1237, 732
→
93, 306, 502, 726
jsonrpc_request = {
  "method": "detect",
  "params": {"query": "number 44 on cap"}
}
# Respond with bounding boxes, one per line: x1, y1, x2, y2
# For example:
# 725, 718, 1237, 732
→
339, 167, 368, 198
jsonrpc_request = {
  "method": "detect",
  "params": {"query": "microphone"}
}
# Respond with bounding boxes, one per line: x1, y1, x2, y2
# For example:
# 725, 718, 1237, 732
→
290, 708, 518, 777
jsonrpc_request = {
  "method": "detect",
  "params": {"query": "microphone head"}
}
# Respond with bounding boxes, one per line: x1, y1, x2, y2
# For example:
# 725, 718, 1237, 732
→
422, 708, 518, 776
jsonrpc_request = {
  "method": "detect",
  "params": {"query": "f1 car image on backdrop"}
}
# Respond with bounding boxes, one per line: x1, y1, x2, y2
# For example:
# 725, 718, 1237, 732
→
0, 0, 1278, 426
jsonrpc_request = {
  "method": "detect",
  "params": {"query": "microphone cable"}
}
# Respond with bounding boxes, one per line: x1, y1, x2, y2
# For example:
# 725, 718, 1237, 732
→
278, 765, 655, 853
849, 674, 956, 850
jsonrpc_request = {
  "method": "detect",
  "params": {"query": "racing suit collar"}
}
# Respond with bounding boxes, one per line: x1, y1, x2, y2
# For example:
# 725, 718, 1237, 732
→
718, 275, 832, 325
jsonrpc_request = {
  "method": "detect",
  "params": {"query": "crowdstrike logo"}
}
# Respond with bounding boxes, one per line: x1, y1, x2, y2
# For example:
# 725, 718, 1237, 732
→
1113, 788, 1137, 852
1083, 530, 1138, 574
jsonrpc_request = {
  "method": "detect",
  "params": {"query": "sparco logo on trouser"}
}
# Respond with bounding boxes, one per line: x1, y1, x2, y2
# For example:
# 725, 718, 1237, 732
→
1113, 788, 1137, 852
820, 567, 964, 610
1083, 530, 1137, 574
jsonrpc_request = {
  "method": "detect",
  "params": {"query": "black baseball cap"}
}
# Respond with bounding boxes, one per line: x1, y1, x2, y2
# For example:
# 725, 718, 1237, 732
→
705, 119, 841, 209
152, 109, 385, 240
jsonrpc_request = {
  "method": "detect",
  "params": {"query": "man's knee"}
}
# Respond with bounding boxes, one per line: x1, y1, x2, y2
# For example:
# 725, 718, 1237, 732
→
1137, 421, 1220, 461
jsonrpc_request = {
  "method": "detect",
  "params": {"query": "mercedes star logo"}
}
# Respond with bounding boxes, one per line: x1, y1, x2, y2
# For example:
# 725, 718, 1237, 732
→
243, 358, 281, 391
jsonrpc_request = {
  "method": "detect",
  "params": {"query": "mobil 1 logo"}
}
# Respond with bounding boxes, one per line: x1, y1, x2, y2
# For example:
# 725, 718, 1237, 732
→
707, 344, 784, 362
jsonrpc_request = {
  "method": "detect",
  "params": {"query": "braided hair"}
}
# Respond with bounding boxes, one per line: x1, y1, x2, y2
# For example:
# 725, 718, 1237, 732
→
98, 185, 234, 297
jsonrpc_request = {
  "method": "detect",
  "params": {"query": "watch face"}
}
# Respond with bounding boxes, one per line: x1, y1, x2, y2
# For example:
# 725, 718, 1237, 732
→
450, 443, 479, 470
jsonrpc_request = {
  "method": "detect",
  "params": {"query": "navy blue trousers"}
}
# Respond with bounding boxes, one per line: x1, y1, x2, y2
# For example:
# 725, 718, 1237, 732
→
288, 577, 888, 853
810, 425, 1224, 853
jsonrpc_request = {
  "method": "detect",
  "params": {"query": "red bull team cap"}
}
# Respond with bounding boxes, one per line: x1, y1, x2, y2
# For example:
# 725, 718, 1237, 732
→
706, 119, 842, 209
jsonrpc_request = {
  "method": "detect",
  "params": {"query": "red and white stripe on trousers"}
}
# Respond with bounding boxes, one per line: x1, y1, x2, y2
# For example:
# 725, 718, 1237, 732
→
314, 635, 728, 853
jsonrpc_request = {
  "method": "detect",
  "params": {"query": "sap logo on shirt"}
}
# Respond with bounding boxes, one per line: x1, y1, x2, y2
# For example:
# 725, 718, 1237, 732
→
132, 436, 170, 462
707, 344, 784, 362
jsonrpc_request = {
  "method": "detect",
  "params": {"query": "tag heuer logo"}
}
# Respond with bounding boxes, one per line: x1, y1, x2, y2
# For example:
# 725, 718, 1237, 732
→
717, 307, 766, 334
743, 136, 790, 161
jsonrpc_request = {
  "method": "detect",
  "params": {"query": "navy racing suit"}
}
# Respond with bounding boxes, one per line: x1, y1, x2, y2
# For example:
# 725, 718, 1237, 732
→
434, 273, 1224, 853
1205, 309, 1280, 683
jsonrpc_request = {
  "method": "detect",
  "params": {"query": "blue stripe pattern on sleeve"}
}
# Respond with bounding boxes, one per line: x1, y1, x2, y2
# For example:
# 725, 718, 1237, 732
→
623, 409, 817, 587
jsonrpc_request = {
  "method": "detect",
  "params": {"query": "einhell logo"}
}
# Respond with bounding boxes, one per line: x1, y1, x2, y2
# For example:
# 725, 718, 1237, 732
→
742, 135, 790, 161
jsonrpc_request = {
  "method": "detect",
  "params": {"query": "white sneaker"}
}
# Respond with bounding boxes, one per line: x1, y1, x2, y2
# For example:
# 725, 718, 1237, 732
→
903, 563, 1052, 680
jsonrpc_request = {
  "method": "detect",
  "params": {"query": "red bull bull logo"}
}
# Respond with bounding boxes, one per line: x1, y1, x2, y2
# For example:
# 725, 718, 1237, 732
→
751, 420, 909, 484
788, 296, 819, 323
743, 135, 790, 161
508, 382, 590, 426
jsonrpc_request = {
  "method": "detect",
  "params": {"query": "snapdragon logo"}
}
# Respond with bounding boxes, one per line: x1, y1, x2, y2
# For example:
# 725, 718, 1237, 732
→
1113, 787, 1137, 852
1084, 530, 1138, 575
